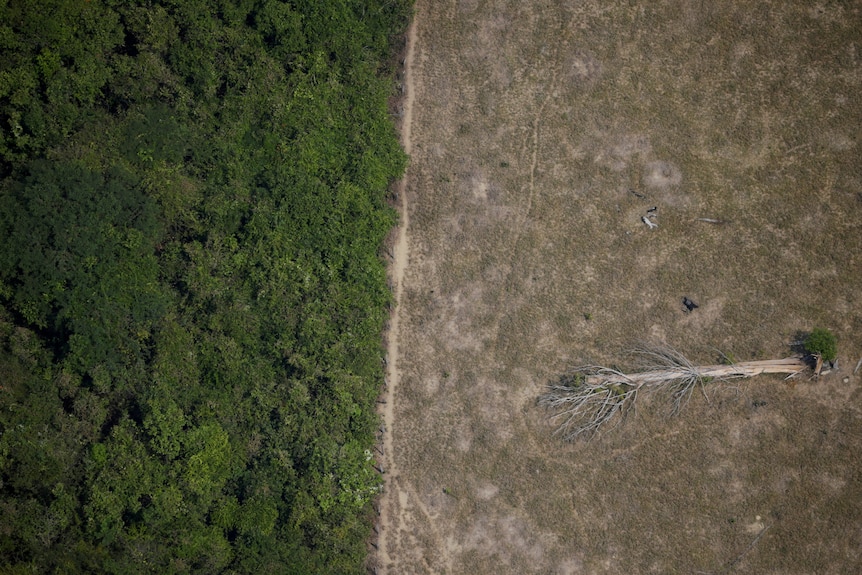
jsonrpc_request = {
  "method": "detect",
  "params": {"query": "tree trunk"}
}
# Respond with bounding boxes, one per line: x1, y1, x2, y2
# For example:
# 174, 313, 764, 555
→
585, 357, 807, 387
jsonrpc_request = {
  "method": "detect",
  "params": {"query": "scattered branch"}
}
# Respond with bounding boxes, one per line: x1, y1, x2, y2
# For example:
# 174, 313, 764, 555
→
720, 524, 771, 574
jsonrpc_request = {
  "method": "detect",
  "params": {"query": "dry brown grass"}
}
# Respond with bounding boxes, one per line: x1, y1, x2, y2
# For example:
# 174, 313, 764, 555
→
377, 1, 862, 573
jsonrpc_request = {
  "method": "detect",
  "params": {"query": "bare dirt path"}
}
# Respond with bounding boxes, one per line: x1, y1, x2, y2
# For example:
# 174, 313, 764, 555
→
376, 11, 418, 573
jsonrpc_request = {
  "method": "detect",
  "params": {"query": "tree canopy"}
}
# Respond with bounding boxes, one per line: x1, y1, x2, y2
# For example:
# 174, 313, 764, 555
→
0, 0, 411, 572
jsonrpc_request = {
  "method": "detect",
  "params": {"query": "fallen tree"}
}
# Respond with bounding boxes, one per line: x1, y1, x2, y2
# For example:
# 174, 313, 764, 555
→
539, 345, 809, 441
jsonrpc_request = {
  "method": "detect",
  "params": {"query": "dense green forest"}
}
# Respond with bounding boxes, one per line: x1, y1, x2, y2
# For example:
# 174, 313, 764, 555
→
0, 0, 411, 572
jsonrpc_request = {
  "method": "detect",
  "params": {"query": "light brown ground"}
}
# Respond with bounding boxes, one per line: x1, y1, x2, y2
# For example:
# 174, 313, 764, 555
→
375, 1, 862, 573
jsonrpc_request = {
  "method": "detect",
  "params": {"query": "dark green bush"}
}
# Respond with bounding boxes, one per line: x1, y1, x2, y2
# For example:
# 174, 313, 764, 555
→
804, 328, 838, 362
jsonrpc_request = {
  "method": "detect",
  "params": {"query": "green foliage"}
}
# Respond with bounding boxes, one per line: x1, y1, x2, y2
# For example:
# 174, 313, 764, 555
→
0, 0, 125, 174
183, 423, 235, 501
805, 328, 838, 362
0, 0, 413, 572
0, 159, 166, 378
142, 392, 186, 460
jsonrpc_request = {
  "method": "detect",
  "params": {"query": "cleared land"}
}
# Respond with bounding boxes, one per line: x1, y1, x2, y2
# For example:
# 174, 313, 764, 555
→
376, 1, 862, 573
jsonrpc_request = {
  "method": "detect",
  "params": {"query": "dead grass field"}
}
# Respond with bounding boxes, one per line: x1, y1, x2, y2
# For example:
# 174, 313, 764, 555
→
376, 1, 862, 573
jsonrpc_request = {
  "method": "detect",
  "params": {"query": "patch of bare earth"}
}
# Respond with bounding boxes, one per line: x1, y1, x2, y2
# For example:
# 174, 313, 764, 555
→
376, 1, 862, 574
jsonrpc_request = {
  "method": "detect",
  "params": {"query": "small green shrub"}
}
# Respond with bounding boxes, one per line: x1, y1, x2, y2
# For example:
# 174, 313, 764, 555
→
804, 328, 837, 361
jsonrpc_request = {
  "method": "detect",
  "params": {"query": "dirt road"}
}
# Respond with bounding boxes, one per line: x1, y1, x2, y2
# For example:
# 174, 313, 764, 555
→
376, 12, 417, 573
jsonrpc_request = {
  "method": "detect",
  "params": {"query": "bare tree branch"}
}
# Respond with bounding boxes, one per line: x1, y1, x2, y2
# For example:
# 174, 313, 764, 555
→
539, 345, 807, 440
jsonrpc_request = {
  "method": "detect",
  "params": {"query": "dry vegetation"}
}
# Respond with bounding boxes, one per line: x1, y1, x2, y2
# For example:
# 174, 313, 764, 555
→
376, 1, 862, 573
